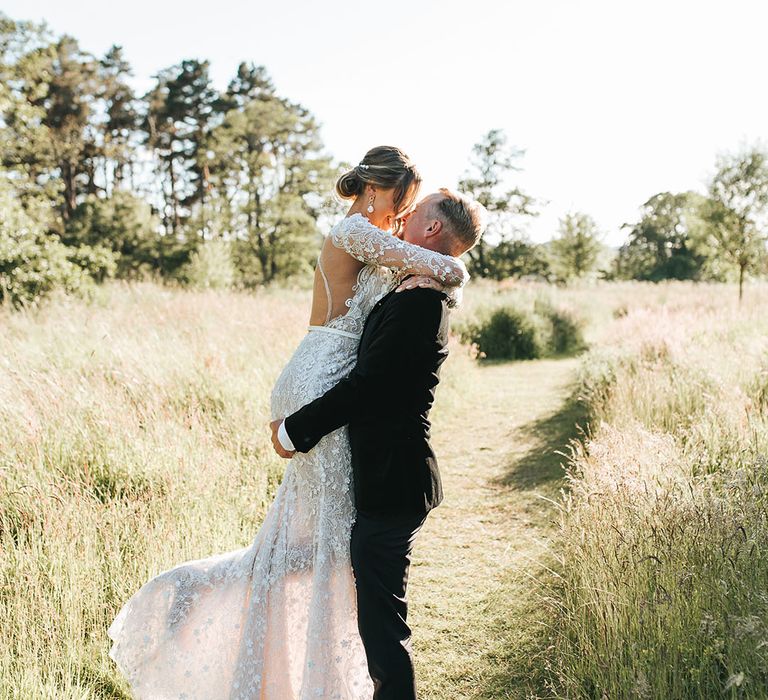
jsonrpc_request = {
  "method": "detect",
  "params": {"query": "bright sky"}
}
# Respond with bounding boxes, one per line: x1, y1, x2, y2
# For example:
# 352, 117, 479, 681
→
5, 0, 768, 246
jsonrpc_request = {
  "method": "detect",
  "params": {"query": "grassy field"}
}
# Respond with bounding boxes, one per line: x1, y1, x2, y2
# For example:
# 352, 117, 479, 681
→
546, 283, 768, 699
1, 279, 767, 698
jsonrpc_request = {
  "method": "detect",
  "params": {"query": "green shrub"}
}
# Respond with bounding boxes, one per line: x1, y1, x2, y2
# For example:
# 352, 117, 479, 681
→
548, 308, 586, 354
534, 297, 587, 355
65, 192, 165, 278
0, 182, 94, 308
175, 239, 235, 289
461, 301, 587, 361
461, 306, 545, 360
65, 243, 118, 283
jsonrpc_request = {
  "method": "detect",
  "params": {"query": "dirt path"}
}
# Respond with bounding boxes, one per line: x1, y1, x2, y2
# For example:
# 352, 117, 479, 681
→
410, 357, 585, 700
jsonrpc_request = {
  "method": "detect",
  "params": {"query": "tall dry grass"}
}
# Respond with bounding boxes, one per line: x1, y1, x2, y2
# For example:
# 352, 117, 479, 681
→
0, 279, 480, 698
0, 282, 311, 697
4, 276, 768, 698
456, 277, 757, 346
544, 283, 768, 699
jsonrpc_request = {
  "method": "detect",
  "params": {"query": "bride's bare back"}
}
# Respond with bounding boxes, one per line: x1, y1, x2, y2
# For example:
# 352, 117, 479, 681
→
309, 233, 368, 326
308, 214, 469, 328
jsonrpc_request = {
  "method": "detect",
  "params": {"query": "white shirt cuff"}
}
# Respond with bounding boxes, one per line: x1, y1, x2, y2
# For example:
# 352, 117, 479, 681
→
277, 420, 295, 452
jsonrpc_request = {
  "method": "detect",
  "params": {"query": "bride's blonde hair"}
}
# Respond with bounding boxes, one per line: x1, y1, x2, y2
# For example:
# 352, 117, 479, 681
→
335, 146, 421, 231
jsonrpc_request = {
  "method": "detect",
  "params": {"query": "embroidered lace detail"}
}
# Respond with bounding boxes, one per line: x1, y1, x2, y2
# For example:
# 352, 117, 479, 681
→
330, 212, 468, 286
327, 213, 468, 313
108, 319, 374, 698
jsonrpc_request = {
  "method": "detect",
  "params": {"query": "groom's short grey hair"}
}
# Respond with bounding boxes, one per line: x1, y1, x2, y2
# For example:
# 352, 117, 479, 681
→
432, 188, 487, 255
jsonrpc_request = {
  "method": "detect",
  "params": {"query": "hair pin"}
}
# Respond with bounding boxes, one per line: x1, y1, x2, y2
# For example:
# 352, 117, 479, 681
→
357, 163, 370, 170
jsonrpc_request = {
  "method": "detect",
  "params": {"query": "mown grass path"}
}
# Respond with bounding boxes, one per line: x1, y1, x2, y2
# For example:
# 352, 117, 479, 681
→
410, 356, 585, 700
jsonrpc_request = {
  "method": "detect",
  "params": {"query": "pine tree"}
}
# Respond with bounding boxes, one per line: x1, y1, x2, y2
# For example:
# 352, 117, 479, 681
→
2, 26, 100, 223
143, 59, 220, 237
458, 129, 538, 277
207, 87, 337, 284
219, 62, 274, 111
98, 45, 138, 193
34, 35, 100, 219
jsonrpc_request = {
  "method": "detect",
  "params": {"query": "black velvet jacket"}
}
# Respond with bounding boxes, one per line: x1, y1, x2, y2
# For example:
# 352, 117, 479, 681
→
284, 286, 449, 517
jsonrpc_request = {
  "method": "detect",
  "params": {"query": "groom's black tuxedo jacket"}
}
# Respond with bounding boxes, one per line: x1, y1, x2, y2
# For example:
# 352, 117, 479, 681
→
284, 286, 449, 518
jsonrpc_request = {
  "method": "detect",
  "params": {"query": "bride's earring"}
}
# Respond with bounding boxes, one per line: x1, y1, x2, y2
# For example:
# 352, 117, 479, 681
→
367, 195, 375, 214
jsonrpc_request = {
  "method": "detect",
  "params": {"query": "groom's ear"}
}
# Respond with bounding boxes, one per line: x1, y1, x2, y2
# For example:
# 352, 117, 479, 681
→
424, 219, 443, 239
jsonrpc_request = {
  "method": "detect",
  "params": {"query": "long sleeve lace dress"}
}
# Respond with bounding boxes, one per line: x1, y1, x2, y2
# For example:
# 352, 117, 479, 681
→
107, 213, 468, 699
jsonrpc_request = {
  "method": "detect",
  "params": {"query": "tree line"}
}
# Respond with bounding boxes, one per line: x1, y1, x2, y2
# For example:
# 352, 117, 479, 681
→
2, 13, 767, 308
460, 130, 768, 300
0, 13, 341, 306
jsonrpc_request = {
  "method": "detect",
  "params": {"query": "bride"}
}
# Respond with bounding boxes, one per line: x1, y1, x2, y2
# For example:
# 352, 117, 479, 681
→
107, 146, 469, 699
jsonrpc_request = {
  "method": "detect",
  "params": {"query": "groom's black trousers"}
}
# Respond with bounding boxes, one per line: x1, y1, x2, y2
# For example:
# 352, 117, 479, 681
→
350, 512, 427, 700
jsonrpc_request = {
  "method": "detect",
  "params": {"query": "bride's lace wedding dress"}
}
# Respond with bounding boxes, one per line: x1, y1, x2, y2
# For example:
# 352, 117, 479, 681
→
107, 213, 467, 699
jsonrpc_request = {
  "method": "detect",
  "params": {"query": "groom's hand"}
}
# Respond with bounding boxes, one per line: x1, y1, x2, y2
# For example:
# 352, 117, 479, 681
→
270, 419, 296, 459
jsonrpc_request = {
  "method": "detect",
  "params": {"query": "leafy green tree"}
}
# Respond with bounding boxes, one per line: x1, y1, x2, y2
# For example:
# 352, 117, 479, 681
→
548, 212, 603, 281
701, 146, 768, 302
1, 16, 65, 215
458, 129, 539, 277
616, 192, 709, 281
64, 191, 179, 278
207, 92, 337, 284
483, 238, 552, 280
0, 178, 98, 307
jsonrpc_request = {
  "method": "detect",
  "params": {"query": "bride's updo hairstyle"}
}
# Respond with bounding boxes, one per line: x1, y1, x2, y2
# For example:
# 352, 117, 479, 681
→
335, 146, 422, 231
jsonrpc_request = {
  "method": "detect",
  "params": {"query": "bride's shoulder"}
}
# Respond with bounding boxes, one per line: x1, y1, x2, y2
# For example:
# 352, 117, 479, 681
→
330, 212, 386, 241
332, 212, 373, 228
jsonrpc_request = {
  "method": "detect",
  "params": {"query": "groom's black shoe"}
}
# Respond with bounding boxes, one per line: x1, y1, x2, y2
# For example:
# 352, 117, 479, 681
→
351, 512, 426, 700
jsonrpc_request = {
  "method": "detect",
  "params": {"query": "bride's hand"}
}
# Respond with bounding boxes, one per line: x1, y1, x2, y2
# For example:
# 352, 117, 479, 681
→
395, 275, 447, 294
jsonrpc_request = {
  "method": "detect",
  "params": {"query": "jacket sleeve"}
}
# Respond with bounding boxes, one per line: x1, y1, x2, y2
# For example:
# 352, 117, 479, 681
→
284, 289, 445, 453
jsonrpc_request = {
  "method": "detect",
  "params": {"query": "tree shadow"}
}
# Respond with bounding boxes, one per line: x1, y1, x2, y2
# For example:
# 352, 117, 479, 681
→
497, 383, 591, 491
471, 380, 591, 698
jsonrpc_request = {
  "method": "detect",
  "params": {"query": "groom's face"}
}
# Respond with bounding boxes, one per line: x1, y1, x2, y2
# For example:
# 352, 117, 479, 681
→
398, 193, 443, 248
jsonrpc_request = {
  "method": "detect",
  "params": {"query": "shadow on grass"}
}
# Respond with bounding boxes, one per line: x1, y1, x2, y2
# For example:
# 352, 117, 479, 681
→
472, 585, 562, 700
498, 383, 591, 491
471, 365, 590, 698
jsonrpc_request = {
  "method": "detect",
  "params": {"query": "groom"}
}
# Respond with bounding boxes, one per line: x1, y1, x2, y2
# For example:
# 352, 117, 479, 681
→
270, 188, 485, 700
